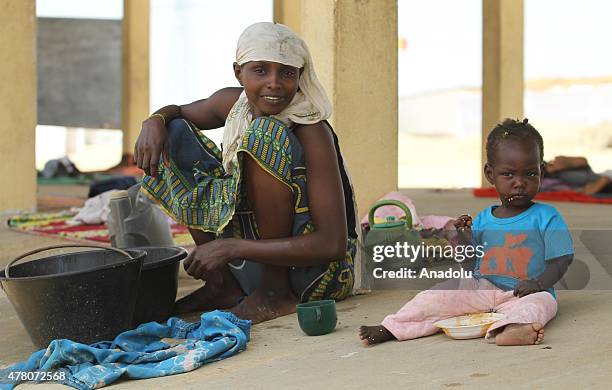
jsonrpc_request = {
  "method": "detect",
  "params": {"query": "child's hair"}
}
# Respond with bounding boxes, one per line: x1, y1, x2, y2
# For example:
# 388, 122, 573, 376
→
486, 118, 544, 165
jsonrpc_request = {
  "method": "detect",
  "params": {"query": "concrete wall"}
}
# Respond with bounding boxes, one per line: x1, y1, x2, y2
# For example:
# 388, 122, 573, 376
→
121, 0, 149, 155
482, 0, 524, 184
301, 0, 398, 214
37, 18, 121, 129
300, 0, 398, 291
0, 0, 37, 212
273, 0, 301, 35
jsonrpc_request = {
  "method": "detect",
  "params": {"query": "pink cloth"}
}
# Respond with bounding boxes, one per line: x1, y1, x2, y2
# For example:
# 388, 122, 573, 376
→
381, 278, 557, 341
360, 191, 455, 229
419, 215, 455, 230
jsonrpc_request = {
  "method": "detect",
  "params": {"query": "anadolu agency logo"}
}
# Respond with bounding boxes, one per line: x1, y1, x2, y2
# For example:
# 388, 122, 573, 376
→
368, 241, 484, 283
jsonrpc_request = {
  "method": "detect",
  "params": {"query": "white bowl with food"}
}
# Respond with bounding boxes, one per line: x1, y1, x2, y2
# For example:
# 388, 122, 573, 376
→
434, 312, 506, 339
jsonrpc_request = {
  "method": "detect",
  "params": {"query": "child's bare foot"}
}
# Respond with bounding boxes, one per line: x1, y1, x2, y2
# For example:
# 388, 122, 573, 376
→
495, 323, 545, 346
358, 325, 396, 346
230, 288, 297, 324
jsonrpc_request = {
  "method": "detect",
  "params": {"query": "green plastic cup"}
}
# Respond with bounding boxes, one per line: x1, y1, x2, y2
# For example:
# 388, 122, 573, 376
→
296, 300, 337, 336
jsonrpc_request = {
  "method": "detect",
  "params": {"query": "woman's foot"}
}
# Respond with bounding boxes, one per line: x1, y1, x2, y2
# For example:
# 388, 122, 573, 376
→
495, 323, 545, 346
358, 325, 396, 346
174, 270, 244, 315
230, 288, 298, 324
582, 176, 611, 195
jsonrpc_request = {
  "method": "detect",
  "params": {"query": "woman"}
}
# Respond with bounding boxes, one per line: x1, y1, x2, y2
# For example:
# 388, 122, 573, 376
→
134, 22, 358, 324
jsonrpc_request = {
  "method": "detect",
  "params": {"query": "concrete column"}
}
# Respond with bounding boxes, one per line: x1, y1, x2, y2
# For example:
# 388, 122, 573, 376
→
302, 0, 398, 213
0, 0, 37, 212
121, 0, 150, 157
482, 0, 524, 184
302, 0, 398, 290
273, 0, 301, 35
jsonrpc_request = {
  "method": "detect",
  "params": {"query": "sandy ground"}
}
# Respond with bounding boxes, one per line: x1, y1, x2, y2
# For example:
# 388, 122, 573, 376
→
1, 189, 612, 389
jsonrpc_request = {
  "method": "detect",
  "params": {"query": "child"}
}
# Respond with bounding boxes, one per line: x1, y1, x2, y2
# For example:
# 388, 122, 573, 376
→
359, 118, 574, 346
134, 22, 358, 324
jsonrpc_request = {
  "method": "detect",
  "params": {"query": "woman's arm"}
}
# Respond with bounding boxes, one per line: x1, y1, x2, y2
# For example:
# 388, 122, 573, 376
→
179, 87, 243, 129
183, 121, 348, 278
134, 87, 242, 176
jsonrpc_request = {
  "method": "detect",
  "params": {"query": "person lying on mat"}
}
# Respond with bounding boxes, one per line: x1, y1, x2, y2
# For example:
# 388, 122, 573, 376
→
544, 156, 611, 195
133, 22, 358, 324
359, 118, 573, 346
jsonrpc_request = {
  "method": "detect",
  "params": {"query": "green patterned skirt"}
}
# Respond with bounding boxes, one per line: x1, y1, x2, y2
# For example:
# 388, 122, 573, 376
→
141, 117, 355, 302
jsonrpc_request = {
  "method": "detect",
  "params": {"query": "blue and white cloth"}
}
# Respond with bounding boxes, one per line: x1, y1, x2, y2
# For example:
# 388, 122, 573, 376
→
0, 310, 250, 390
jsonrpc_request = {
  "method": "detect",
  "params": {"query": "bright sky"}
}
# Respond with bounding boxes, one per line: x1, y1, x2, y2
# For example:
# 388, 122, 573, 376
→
149, 0, 273, 109
37, 0, 123, 19
397, 0, 481, 96
525, 0, 612, 80
398, 0, 612, 96
36, 0, 612, 99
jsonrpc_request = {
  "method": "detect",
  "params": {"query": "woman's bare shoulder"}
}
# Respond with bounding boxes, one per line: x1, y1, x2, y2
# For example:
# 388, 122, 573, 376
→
293, 121, 334, 143
209, 87, 243, 118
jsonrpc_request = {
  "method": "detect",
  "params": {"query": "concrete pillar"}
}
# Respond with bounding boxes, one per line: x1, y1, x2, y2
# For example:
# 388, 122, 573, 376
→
273, 0, 301, 35
482, 0, 524, 184
302, 0, 398, 213
302, 0, 398, 290
0, 0, 37, 212
121, 0, 150, 158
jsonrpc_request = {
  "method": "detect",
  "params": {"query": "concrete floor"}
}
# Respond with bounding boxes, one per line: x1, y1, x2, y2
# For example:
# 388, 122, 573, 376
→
1, 189, 612, 389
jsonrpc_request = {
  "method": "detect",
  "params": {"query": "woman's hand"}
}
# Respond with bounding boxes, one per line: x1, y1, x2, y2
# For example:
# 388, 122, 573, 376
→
183, 238, 239, 280
134, 116, 169, 177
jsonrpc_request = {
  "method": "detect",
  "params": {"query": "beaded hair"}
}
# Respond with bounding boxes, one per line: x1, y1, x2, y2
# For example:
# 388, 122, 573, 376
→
485, 118, 544, 165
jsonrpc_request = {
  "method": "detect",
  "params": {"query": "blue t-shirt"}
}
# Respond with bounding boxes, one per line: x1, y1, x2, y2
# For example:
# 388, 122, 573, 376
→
471, 203, 574, 297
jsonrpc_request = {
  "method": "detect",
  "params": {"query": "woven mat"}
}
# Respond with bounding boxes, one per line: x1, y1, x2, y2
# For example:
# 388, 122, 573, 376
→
7, 211, 195, 247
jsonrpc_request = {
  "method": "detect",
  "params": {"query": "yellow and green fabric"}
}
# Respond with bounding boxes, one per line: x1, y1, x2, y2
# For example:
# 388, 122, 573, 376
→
141, 117, 356, 302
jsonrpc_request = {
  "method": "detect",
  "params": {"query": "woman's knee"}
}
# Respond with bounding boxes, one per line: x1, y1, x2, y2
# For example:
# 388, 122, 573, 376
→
166, 118, 193, 142
166, 119, 211, 169
240, 116, 294, 187
243, 117, 292, 156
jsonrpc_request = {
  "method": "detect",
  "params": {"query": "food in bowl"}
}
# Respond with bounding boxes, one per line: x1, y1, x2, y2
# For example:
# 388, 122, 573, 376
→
434, 312, 506, 340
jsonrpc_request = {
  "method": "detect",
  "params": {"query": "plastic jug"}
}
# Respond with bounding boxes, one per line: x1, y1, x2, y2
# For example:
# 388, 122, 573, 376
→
108, 185, 174, 248
364, 199, 422, 275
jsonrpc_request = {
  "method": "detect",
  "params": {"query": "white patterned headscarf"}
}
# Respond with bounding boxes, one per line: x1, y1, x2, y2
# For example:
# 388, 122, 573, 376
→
221, 22, 332, 173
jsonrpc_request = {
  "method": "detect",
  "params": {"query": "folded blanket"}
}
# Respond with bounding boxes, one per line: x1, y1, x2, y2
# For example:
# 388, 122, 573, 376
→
0, 311, 251, 390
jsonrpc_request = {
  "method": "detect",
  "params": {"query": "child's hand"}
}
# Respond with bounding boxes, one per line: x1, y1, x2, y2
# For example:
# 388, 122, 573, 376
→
453, 214, 473, 245
513, 279, 544, 298
454, 214, 472, 231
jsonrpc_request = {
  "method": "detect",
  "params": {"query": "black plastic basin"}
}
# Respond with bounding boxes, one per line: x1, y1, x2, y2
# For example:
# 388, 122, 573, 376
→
131, 246, 187, 327
0, 248, 145, 349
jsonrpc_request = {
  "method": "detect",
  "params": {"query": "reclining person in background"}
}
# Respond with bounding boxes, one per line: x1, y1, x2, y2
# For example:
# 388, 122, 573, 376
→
544, 155, 611, 195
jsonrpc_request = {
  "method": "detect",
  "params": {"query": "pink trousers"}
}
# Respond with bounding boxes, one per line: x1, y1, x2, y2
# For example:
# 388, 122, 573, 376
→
381, 278, 558, 341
